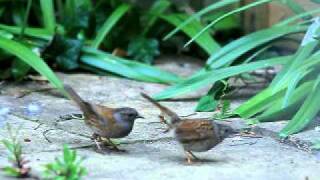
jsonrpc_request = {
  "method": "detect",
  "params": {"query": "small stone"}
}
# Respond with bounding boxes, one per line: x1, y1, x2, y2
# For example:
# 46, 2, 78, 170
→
24, 138, 31, 142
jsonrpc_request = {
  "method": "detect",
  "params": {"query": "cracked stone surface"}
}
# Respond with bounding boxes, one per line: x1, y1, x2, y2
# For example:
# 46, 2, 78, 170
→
0, 56, 319, 179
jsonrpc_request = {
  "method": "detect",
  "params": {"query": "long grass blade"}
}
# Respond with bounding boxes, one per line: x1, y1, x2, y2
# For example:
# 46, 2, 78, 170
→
161, 14, 220, 55
206, 25, 307, 69
279, 75, 320, 137
142, 0, 171, 35
92, 4, 130, 48
82, 47, 181, 84
0, 36, 64, 93
0, 24, 51, 40
154, 56, 291, 100
163, 0, 240, 41
184, 0, 272, 47
40, 0, 56, 33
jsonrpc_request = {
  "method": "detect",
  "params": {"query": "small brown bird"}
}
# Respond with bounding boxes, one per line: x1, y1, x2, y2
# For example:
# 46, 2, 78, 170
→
141, 93, 236, 164
64, 85, 143, 151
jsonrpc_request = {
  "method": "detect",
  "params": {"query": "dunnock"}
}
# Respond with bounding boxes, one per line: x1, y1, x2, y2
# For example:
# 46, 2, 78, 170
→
64, 85, 143, 151
141, 93, 236, 163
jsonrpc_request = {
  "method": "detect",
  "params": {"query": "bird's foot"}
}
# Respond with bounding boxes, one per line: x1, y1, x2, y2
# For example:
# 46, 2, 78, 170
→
103, 139, 126, 152
185, 151, 200, 164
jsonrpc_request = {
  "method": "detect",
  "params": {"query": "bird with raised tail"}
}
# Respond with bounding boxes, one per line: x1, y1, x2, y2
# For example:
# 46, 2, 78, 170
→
64, 85, 143, 151
141, 92, 236, 164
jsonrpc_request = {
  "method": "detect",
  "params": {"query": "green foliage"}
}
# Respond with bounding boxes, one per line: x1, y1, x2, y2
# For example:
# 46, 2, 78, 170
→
155, 0, 320, 137
43, 35, 83, 71
195, 81, 227, 112
1, 124, 31, 178
196, 95, 218, 112
127, 37, 160, 64
184, 0, 272, 47
161, 13, 220, 55
92, 4, 130, 48
212, 100, 232, 120
154, 56, 290, 100
82, 47, 181, 84
0, 35, 65, 93
43, 145, 87, 180
0, 0, 188, 86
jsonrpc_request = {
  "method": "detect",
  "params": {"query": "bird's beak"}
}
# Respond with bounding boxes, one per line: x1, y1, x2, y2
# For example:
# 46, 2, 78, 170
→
137, 115, 144, 119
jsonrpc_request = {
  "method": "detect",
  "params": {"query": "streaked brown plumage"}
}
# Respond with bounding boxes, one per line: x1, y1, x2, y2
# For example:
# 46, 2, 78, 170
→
64, 85, 143, 151
141, 92, 235, 163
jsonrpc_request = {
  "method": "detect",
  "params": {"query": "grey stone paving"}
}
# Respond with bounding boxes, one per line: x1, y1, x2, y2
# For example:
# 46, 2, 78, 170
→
0, 56, 319, 179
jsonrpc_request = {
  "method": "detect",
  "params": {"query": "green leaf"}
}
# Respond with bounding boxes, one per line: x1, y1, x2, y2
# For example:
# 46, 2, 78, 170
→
161, 13, 220, 55
0, 36, 64, 93
92, 4, 130, 48
142, 0, 171, 35
2, 167, 21, 177
212, 100, 233, 120
163, 0, 240, 40
81, 47, 181, 84
279, 75, 320, 137
11, 59, 31, 81
206, 25, 307, 69
44, 144, 86, 179
195, 95, 217, 112
154, 56, 291, 100
281, 0, 308, 18
127, 37, 160, 64
236, 53, 320, 118
0, 24, 52, 40
63, 0, 92, 37
195, 81, 226, 112
184, 0, 272, 47
255, 81, 313, 122
40, 0, 56, 33
235, 86, 286, 119
271, 19, 320, 93
48, 35, 83, 70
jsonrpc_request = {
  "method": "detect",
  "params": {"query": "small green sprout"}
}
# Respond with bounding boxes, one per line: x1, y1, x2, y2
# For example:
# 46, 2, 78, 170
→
1, 124, 31, 178
43, 145, 87, 180
212, 100, 233, 120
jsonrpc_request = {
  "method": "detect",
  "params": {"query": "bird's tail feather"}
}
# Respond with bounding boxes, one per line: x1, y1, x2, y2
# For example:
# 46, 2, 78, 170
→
140, 92, 180, 124
64, 84, 96, 117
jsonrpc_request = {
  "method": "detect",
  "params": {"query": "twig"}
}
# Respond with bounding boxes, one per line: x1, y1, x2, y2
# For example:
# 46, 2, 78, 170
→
42, 129, 55, 143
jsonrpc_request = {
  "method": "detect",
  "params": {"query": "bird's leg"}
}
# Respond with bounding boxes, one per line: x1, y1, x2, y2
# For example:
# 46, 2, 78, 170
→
105, 138, 125, 152
158, 115, 172, 133
188, 151, 199, 160
185, 151, 199, 164
91, 133, 102, 151
185, 151, 193, 164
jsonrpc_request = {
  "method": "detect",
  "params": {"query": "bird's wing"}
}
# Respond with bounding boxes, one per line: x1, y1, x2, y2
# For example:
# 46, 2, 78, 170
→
91, 104, 115, 127
141, 93, 180, 124
175, 120, 215, 143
